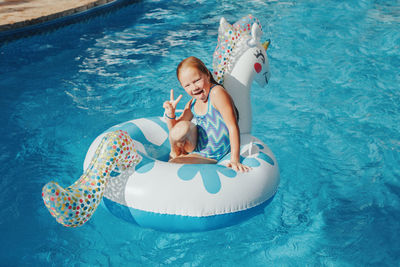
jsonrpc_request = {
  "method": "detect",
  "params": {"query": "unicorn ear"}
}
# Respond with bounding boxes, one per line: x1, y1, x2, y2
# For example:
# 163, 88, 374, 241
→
219, 17, 233, 36
220, 17, 228, 27
219, 17, 232, 32
248, 23, 262, 46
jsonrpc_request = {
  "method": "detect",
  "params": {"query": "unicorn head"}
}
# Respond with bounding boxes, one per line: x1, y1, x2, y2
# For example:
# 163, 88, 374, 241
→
212, 15, 271, 134
212, 15, 270, 87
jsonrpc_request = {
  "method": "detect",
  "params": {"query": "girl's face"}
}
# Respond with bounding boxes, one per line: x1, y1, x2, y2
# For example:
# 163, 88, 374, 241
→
178, 66, 211, 102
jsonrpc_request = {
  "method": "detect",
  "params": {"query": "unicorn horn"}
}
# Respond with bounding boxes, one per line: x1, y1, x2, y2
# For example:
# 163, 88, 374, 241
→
262, 39, 271, 51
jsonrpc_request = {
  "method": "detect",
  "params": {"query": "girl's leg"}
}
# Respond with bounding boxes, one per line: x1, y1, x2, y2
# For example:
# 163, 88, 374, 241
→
169, 154, 217, 164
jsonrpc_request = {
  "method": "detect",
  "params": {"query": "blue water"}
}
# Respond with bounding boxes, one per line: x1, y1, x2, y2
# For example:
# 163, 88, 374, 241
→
1, 0, 399, 265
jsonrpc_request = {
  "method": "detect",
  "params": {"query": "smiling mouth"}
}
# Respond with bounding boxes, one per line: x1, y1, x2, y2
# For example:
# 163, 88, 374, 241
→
192, 89, 203, 95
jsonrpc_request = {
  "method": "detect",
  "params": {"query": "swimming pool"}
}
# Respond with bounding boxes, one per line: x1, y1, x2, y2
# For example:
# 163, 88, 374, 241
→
1, 0, 399, 265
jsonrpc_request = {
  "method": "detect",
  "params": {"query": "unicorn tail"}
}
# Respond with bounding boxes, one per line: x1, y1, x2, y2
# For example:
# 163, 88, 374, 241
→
42, 130, 141, 227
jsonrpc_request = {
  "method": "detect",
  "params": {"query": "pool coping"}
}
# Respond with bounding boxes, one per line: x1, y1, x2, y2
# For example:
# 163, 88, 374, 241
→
0, 0, 138, 42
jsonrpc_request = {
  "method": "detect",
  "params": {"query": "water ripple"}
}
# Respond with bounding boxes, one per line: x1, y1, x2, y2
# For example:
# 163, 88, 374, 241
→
0, 0, 399, 265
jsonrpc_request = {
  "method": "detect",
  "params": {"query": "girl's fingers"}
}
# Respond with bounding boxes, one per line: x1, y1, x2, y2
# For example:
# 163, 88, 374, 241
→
168, 89, 182, 109
163, 102, 174, 115
163, 101, 171, 109
242, 165, 250, 172
244, 165, 251, 172
226, 162, 251, 172
240, 164, 251, 172
227, 162, 237, 171
173, 94, 183, 107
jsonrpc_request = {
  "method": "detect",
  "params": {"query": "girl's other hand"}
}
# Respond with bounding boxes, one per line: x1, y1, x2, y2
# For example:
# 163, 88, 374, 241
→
226, 161, 251, 172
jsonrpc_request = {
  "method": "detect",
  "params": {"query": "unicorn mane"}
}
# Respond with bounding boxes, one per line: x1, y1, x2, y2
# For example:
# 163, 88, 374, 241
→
212, 15, 263, 84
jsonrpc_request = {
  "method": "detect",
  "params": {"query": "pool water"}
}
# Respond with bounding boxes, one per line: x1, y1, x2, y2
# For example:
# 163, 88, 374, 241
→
1, 0, 399, 265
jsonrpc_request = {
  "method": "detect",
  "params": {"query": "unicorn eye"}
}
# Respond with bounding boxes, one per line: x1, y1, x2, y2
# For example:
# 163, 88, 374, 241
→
254, 49, 265, 64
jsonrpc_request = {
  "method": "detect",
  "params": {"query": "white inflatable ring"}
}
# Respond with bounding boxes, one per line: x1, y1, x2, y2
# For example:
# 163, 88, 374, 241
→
42, 15, 279, 232
83, 116, 279, 232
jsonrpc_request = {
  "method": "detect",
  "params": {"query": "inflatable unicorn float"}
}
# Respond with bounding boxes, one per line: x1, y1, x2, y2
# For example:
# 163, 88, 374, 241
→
42, 15, 279, 232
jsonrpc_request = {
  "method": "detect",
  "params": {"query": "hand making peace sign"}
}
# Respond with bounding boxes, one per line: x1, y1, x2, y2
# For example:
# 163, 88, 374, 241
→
163, 89, 182, 119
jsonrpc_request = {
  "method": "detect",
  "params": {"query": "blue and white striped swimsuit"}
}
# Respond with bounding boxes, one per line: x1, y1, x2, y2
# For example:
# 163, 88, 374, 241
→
191, 86, 230, 161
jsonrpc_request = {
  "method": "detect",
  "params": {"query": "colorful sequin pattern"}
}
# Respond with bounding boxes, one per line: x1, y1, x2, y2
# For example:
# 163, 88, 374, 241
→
42, 130, 141, 227
212, 14, 263, 84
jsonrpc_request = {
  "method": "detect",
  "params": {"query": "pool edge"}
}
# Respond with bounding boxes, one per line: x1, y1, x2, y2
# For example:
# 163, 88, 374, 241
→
0, 0, 140, 43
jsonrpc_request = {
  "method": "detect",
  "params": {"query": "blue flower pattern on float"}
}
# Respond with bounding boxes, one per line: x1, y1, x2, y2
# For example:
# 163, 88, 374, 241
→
106, 117, 275, 195
177, 164, 237, 194
241, 143, 275, 167
177, 143, 275, 194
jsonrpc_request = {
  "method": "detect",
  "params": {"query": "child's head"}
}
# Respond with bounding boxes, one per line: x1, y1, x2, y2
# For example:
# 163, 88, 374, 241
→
176, 57, 219, 101
169, 121, 197, 155
177, 57, 209, 78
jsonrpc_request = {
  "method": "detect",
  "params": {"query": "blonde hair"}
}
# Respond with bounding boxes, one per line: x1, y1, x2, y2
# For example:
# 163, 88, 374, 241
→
176, 56, 219, 85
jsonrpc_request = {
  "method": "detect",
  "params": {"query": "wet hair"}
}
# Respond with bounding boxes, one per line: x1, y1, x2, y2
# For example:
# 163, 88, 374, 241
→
176, 56, 219, 85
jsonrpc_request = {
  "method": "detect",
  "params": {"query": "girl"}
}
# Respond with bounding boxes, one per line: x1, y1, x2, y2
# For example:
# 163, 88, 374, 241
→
163, 56, 250, 172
